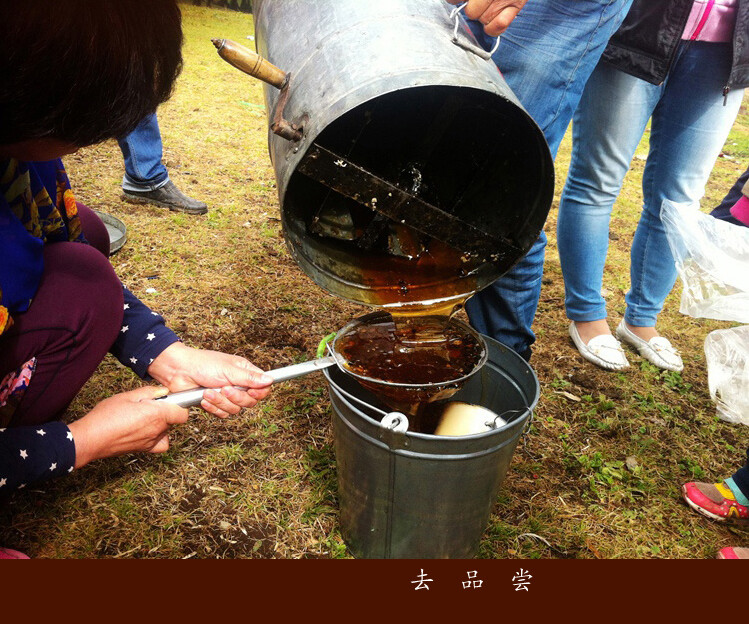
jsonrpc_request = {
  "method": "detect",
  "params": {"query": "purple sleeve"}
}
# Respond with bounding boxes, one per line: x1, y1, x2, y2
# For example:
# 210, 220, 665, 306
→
0, 422, 76, 491
109, 286, 180, 378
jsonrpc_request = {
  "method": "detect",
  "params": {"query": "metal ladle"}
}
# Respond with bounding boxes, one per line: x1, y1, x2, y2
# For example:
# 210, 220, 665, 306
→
157, 312, 487, 412
156, 356, 337, 408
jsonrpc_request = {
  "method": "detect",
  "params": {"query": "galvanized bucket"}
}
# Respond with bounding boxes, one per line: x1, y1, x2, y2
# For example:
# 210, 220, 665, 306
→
251, 0, 554, 311
324, 334, 539, 559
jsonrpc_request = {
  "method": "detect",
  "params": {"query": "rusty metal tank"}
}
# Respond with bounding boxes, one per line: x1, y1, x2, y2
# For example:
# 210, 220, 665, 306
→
245, 0, 554, 312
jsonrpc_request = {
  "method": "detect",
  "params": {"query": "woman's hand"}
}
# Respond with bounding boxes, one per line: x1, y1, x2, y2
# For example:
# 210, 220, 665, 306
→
446, 0, 528, 36
68, 386, 188, 469
146, 342, 273, 418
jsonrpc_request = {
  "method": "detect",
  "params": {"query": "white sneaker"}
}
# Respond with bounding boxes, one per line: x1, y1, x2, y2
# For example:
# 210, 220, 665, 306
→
615, 320, 684, 372
569, 322, 629, 371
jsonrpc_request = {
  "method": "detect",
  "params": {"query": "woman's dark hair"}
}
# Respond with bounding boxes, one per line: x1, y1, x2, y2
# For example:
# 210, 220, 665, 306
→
0, 0, 183, 147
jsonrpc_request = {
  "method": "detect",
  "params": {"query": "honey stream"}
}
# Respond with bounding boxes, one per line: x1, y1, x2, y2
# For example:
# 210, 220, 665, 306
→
307, 194, 489, 430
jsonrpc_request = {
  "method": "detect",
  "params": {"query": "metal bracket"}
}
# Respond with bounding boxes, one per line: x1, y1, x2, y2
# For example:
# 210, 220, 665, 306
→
379, 412, 410, 449
271, 74, 304, 142
297, 144, 522, 263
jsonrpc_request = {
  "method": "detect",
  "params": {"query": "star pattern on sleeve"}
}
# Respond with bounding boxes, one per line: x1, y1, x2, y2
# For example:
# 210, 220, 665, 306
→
111, 287, 179, 379
0, 423, 75, 490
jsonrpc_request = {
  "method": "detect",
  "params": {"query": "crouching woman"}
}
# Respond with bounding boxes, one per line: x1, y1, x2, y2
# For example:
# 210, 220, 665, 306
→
0, 0, 272, 557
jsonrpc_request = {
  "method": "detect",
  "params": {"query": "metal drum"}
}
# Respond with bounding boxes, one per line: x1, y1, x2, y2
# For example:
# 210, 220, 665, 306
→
324, 335, 539, 558
252, 0, 554, 311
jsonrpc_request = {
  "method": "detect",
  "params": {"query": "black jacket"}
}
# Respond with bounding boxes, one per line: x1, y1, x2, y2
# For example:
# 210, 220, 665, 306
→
601, 0, 749, 93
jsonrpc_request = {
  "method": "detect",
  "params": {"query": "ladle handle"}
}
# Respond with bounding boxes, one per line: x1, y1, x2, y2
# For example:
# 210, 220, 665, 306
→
212, 38, 287, 89
266, 356, 337, 383
155, 356, 337, 409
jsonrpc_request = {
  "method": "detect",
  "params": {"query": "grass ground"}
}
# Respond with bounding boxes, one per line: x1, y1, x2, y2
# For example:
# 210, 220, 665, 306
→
1, 4, 748, 559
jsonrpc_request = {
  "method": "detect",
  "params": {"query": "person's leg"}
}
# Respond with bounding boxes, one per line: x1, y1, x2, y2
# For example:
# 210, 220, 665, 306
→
555, 64, 662, 370
625, 42, 743, 330
466, 231, 546, 359
76, 202, 110, 257
0, 214, 124, 426
557, 63, 660, 330
730, 448, 749, 504
118, 113, 208, 215
710, 164, 749, 226
466, 0, 633, 356
469, 0, 635, 157
118, 113, 169, 192
682, 448, 749, 523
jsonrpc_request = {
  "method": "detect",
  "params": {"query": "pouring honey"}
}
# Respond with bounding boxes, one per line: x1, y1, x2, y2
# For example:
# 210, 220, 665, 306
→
303, 166, 494, 429
213, 38, 553, 437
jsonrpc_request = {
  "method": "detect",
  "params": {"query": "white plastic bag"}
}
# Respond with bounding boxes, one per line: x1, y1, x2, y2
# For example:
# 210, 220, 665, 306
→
662, 199, 749, 425
661, 199, 749, 323
704, 326, 749, 426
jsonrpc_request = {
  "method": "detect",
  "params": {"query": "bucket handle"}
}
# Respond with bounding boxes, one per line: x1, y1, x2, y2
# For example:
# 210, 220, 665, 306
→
449, 2, 500, 61
522, 409, 534, 438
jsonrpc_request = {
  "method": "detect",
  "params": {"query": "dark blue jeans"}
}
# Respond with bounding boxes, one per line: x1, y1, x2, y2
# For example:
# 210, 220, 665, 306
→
465, 0, 634, 356
711, 164, 749, 227
733, 449, 749, 499
710, 167, 749, 497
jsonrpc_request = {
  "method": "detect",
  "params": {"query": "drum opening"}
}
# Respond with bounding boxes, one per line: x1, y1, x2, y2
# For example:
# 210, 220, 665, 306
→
283, 85, 553, 307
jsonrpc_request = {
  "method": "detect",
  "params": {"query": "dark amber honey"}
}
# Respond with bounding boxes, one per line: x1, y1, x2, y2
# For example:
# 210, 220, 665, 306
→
336, 313, 482, 386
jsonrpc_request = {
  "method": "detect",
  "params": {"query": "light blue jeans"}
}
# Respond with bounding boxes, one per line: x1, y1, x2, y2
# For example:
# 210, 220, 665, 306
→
557, 41, 743, 327
117, 113, 170, 192
465, 0, 633, 357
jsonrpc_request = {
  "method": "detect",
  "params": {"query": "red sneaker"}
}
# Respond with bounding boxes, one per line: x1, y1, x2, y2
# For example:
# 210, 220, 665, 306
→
0, 547, 29, 559
718, 547, 749, 559
682, 482, 749, 522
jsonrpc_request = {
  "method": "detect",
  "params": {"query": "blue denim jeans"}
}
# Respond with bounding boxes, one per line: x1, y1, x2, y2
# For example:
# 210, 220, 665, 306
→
464, 0, 633, 356
557, 41, 743, 327
117, 113, 170, 192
